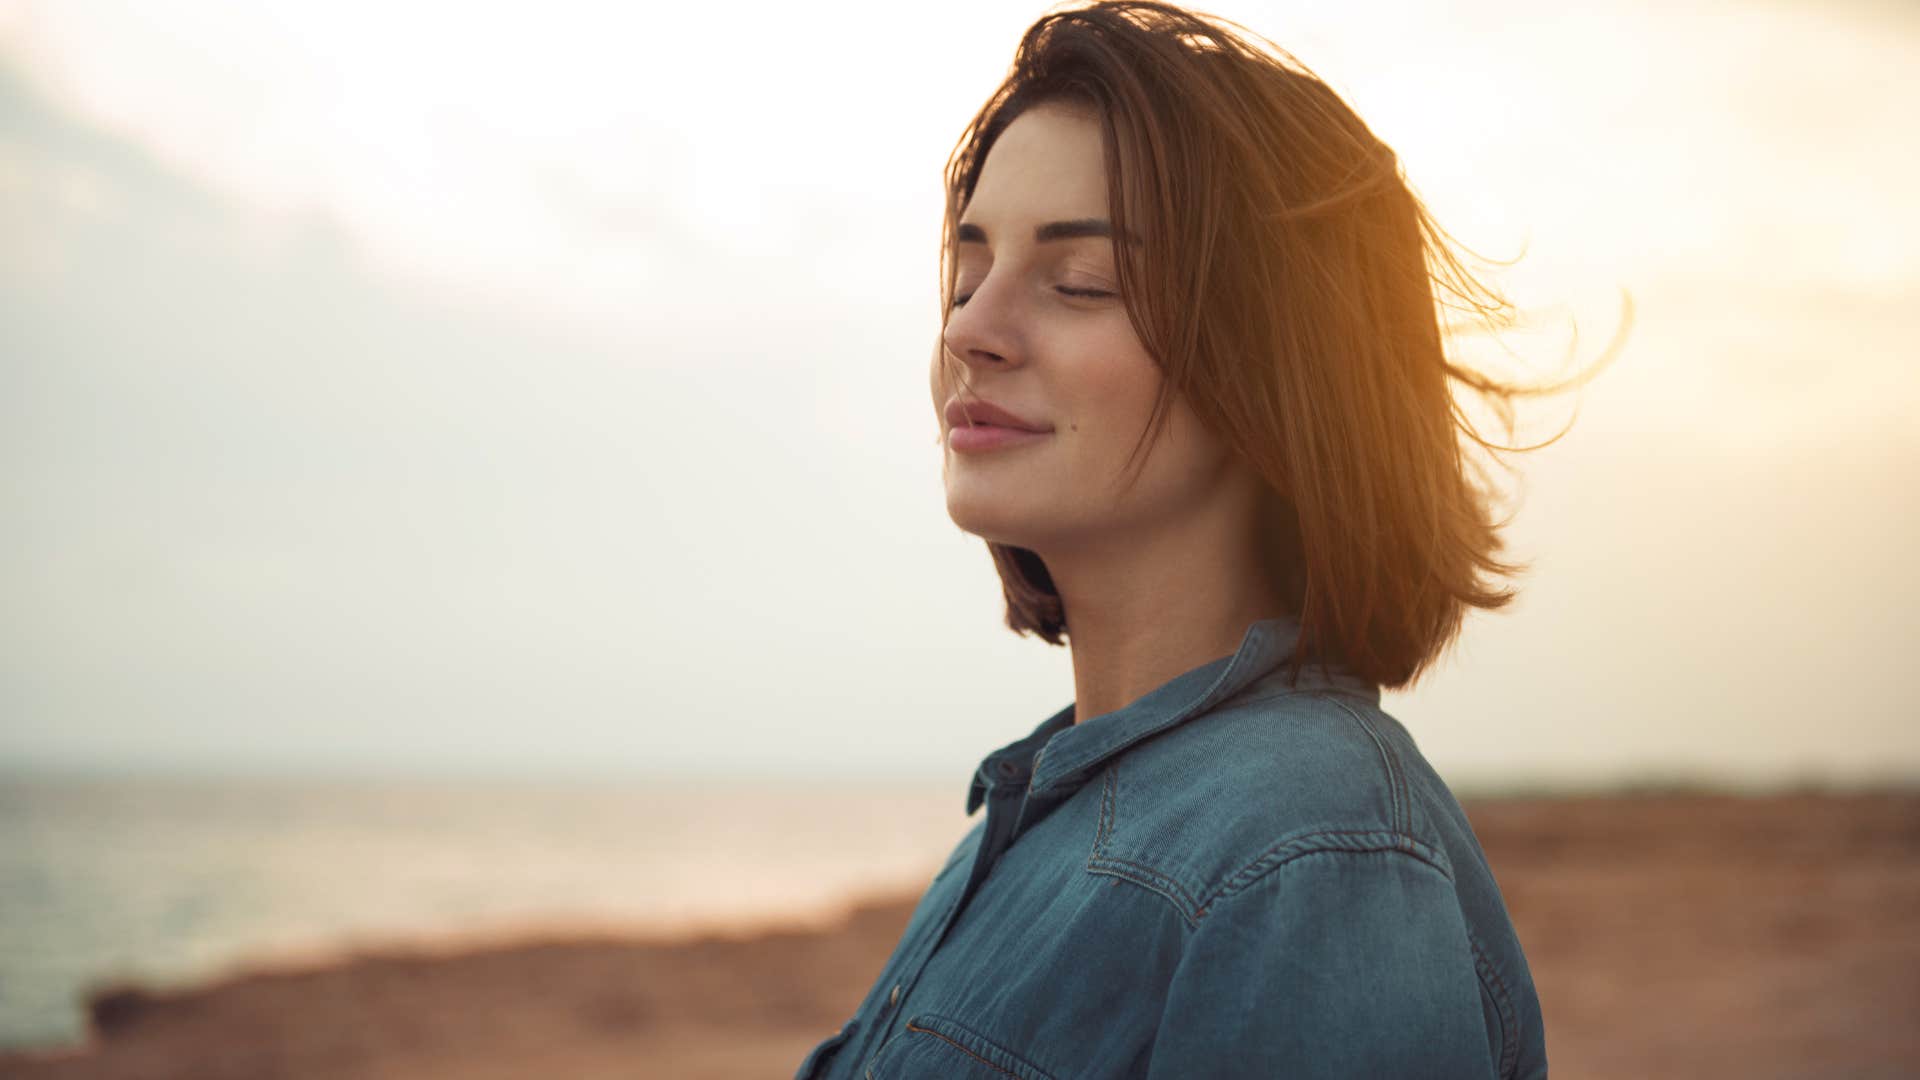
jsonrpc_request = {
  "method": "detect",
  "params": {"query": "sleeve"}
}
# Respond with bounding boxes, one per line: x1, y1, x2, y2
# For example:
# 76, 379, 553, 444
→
1144, 846, 1496, 1080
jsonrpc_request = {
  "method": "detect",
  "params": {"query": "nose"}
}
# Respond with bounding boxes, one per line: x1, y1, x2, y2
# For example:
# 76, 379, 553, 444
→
941, 270, 1024, 373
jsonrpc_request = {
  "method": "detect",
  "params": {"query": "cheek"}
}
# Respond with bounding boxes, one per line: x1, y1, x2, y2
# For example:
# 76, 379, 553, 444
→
1071, 329, 1164, 432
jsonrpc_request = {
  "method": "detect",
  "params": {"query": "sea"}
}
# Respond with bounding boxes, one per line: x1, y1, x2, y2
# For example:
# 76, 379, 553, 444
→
0, 772, 971, 1050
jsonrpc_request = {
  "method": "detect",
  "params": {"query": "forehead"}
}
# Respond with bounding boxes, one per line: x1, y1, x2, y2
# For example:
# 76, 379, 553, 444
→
963, 102, 1111, 229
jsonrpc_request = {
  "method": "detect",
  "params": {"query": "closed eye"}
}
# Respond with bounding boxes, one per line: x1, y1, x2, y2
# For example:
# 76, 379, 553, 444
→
949, 286, 1115, 310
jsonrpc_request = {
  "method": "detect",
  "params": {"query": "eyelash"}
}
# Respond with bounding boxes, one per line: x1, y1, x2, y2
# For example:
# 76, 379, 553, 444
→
949, 286, 1114, 309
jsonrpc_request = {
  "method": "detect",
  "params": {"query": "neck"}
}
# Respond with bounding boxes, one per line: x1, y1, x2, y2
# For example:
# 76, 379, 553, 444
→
1042, 478, 1291, 725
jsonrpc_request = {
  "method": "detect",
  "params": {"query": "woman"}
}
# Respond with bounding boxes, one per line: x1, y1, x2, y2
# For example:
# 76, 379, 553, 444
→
798, 2, 1594, 1076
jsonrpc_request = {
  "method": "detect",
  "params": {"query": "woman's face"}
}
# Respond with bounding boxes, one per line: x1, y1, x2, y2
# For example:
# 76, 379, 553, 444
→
931, 100, 1246, 557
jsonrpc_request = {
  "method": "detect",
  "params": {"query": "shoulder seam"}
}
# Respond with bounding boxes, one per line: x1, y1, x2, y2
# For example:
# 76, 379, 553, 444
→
1326, 695, 1411, 843
1226, 691, 1417, 848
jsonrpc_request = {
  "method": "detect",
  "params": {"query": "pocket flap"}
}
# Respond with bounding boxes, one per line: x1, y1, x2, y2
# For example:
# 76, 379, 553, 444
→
865, 1013, 1058, 1080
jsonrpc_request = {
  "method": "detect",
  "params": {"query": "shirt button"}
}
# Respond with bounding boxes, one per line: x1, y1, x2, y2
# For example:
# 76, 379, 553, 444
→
888, 982, 901, 1007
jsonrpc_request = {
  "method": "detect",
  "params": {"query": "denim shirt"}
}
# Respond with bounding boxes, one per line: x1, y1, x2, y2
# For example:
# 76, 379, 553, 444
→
795, 615, 1545, 1079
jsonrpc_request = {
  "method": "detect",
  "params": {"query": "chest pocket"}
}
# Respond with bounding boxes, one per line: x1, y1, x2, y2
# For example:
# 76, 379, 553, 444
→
864, 1013, 1058, 1080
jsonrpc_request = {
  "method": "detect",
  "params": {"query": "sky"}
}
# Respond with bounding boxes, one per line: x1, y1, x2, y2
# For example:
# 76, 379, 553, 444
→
2, 0, 1916, 789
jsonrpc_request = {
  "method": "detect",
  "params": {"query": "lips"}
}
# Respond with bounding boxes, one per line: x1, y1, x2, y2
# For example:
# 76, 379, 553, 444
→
943, 397, 1053, 433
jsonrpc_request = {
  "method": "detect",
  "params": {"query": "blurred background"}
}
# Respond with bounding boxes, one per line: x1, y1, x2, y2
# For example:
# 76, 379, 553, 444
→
2, 0, 1916, 1076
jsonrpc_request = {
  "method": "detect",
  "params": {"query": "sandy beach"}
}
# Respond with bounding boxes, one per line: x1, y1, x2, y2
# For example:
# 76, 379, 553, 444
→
3, 790, 1915, 1080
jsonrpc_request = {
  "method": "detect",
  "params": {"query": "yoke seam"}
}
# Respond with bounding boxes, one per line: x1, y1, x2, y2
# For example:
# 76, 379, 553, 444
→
1197, 831, 1454, 918
1088, 766, 1205, 922
1086, 755, 1454, 927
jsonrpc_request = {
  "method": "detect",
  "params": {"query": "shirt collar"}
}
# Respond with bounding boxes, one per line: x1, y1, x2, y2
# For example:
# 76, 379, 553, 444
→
966, 614, 1379, 815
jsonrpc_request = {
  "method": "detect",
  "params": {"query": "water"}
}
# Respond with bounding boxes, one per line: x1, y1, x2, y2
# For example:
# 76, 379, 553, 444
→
0, 773, 972, 1049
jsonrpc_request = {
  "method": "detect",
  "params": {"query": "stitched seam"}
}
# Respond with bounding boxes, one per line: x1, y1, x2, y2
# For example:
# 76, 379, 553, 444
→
1229, 687, 1306, 710
1329, 696, 1409, 845
1085, 861, 1203, 926
904, 1019, 1045, 1079
1467, 926, 1521, 1079
1198, 831, 1453, 915
1199, 846, 1456, 925
1097, 766, 1116, 848
1086, 852, 1199, 904
903, 1021, 1018, 1077
1089, 766, 1203, 924
1222, 829, 1450, 889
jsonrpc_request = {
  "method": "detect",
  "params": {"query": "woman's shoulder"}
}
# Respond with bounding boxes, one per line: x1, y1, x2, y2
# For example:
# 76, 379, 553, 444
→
1153, 686, 1437, 826
1098, 688, 1467, 910
1101, 687, 1545, 1073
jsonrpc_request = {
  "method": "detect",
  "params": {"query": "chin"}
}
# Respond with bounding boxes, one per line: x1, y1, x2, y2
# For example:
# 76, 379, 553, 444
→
943, 488, 1042, 548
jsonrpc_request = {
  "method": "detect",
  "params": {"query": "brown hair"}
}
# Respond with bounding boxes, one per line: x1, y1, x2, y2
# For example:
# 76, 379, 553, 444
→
935, 0, 1623, 690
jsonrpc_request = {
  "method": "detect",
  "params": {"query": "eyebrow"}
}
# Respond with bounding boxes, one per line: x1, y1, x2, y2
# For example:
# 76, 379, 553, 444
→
955, 218, 1139, 246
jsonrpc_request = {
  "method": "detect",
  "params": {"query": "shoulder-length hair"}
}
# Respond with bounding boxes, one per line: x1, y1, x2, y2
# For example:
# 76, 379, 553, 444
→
935, 0, 1619, 690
